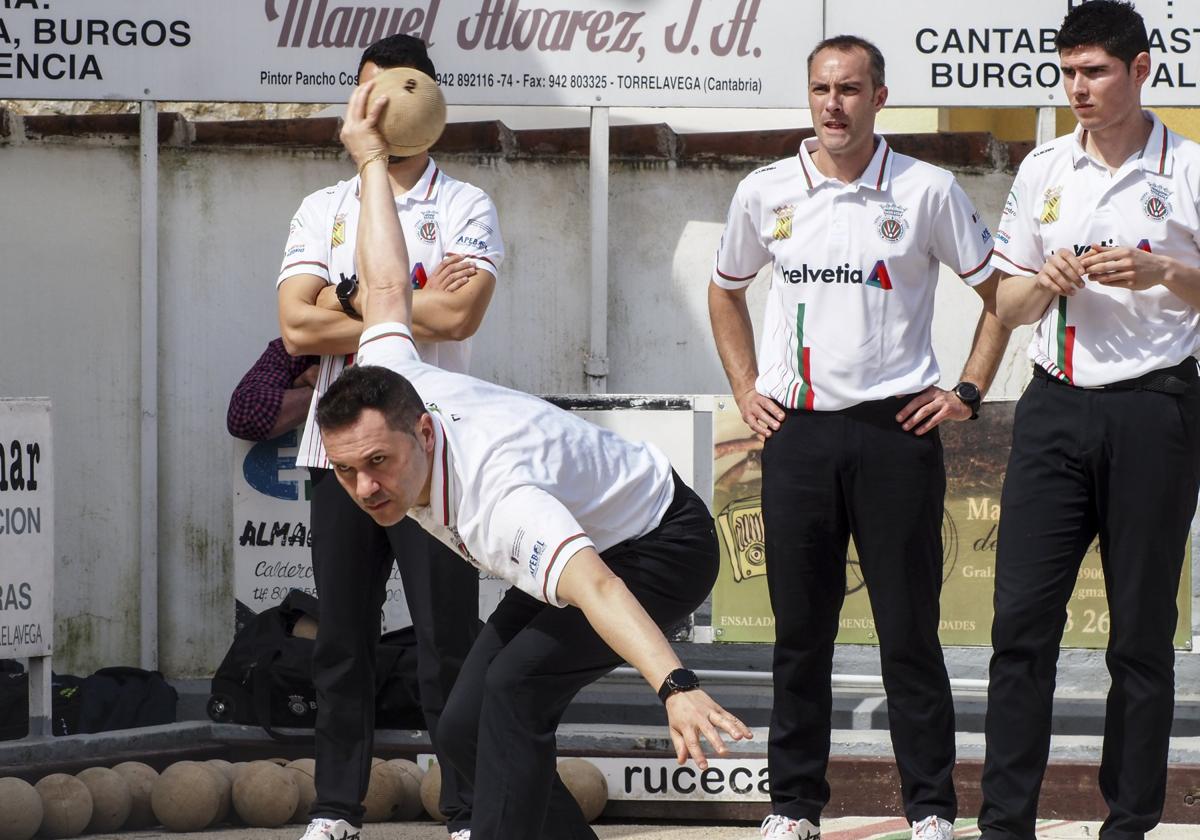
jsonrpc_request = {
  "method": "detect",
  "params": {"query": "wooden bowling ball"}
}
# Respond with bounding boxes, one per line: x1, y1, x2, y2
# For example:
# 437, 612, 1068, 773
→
75, 767, 131, 833
34, 773, 93, 839
419, 762, 446, 822
232, 760, 298, 828
111, 762, 158, 829
0, 776, 43, 840
382, 759, 425, 821
558, 758, 608, 823
151, 761, 221, 832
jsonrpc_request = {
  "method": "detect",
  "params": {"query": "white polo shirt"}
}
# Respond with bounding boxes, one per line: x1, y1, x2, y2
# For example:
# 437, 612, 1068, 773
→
351, 322, 677, 607
992, 112, 1200, 386
277, 158, 505, 468
712, 137, 994, 411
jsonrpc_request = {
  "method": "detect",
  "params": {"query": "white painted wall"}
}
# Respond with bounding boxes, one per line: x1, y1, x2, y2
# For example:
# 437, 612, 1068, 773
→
0, 140, 1083, 674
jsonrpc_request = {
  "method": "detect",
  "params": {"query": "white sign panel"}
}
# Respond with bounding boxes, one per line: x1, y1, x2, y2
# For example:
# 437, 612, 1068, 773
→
0, 399, 53, 659
0, 0, 818, 107
829, 0, 1200, 106
591, 756, 769, 801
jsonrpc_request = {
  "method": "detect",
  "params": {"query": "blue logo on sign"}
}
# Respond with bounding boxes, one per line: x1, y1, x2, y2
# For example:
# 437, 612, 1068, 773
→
243, 430, 311, 501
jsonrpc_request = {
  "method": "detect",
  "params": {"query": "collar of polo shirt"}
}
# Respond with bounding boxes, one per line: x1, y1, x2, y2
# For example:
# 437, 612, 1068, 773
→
797, 135, 894, 193
1070, 111, 1173, 177
353, 156, 444, 207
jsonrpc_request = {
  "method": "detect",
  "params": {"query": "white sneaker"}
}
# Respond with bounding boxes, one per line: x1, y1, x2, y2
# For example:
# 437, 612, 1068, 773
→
760, 814, 821, 839
449, 832, 471, 840
911, 815, 954, 840
298, 818, 361, 840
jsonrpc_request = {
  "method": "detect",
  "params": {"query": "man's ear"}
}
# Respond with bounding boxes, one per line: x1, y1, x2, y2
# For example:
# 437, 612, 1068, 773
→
417, 412, 435, 454
1131, 51, 1151, 87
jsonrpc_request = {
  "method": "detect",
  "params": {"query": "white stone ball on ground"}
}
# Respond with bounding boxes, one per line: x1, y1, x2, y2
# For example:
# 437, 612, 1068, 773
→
151, 761, 221, 831
0, 776, 43, 840
382, 759, 425, 821
34, 773, 93, 839
232, 760, 298, 827
111, 761, 158, 829
76, 767, 131, 833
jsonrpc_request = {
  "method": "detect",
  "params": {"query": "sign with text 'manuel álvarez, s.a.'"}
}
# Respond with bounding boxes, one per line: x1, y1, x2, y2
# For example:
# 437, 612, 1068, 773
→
0, 0, 818, 107
0, 399, 53, 660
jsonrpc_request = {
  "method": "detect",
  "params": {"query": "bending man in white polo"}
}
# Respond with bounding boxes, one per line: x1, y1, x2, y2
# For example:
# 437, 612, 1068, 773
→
315, 79, 753, 840
709, 35, 1011, 840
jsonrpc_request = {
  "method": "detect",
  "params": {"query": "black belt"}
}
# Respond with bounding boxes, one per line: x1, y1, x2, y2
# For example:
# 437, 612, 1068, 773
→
1033, 359, 1198, 395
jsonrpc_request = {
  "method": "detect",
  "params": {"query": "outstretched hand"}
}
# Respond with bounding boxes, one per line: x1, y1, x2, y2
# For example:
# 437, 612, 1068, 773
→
664, 690, 753, 769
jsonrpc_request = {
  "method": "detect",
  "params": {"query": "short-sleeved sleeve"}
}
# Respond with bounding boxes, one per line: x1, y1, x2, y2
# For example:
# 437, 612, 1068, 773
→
445, 189, 505, 281
712, 182, 770, 290
928, 178, 996, 286
357, 322, 422, 370
277, 193, 332, 287
486, 486, 596, 607
991, 167, 1042, 277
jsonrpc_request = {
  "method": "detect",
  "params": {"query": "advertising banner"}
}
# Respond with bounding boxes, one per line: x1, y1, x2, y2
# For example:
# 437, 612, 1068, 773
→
828, 0, 1200, 107
710, 398, 1192, 648
0, 399, 54, 659
0, 0, 818, 107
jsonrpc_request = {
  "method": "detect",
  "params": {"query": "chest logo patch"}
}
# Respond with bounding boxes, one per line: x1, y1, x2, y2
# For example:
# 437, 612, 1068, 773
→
772, 204, 795, 241
416, 210, 439, 243
1040, 186, 1062, 225
1142, 184, 1172, 221
875, 202, 909, 243
331, 214, 346, 248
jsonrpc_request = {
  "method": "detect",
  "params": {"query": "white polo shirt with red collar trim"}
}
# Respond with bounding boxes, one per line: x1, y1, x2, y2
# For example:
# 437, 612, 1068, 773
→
992, 111, 1200, 386
351, 322, 677, 607
712, 136, 994, 411
277, 157, 504, 468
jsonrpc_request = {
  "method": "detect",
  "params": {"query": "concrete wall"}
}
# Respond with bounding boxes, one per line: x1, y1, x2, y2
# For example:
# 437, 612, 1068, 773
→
0, 118, 1184, 676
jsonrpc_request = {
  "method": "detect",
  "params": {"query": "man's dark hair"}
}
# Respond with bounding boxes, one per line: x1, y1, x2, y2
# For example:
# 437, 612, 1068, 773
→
316, 365, 426, 434
1056, 0, 1149, 66
358, 34, 436, 78
807, 35, 886, 89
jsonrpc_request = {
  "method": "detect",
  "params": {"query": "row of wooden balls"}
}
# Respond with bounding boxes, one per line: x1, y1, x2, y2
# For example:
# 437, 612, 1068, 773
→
0, 756, 607, 840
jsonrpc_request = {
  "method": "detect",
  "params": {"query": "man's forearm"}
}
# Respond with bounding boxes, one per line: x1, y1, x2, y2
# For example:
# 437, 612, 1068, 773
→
708, 284, 760, 397
356, 159, 414, 330
267, 386, 315, 439
1162, 259, 1200, 309
996, 273, 1055, 328
279, 305, 363, 356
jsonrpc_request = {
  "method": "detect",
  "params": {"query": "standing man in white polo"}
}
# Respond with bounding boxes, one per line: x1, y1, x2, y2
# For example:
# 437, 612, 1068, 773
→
708, 35, 1011, 840
980, 4, 1200, 838
276, 35, 503, 840
313, 78, 754, 840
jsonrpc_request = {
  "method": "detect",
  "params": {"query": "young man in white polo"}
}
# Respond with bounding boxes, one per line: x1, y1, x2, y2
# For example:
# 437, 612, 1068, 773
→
980, 4, 1200, 838
276, 35, 502, 840
313, 79, 753, 840
708, 35, 1011, 840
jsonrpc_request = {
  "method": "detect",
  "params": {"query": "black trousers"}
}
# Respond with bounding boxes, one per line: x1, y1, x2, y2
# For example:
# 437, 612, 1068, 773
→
308, 468, 480, 829
762, 399, 956, 825
437, 473, 718, 840
979, 369, 1200, 840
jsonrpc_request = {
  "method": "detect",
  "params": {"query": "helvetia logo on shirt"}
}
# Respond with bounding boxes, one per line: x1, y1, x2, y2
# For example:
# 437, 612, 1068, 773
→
781, 261, 892, 290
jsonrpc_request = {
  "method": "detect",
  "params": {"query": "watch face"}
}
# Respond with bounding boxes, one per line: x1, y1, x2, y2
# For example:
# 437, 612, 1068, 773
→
957, 383, 980, 402
669, 669, 700, 691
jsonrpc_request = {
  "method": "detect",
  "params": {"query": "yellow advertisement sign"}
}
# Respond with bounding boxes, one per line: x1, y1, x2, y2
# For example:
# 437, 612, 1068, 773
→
710, 398, 1192, 649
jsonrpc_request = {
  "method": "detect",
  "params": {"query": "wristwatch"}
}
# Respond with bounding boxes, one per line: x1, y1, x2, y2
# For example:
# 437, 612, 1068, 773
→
953, 381, 982, 420
657, 668, 701, 703
335, 275, 358, 316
